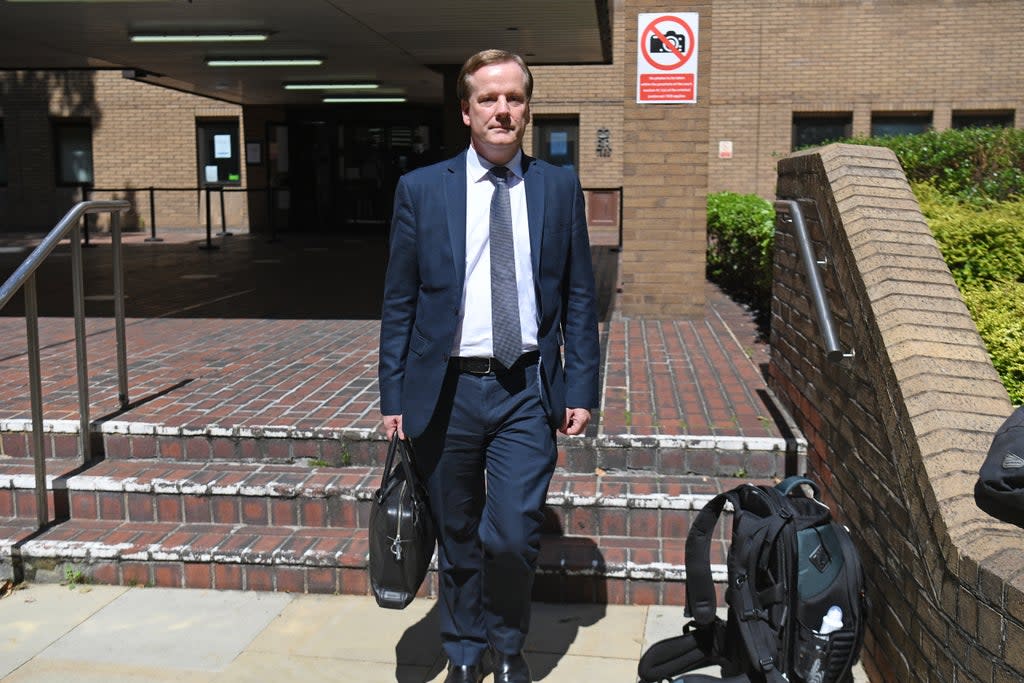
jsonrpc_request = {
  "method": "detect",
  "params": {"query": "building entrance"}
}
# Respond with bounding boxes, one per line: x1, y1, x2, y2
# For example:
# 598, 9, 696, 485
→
282, 107, 442, 234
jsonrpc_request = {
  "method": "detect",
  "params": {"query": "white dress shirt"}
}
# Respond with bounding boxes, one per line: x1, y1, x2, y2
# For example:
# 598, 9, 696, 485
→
453, 146, 539, 358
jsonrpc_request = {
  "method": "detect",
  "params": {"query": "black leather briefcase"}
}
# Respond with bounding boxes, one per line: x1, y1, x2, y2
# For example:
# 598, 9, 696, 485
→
368, 434, 436, 609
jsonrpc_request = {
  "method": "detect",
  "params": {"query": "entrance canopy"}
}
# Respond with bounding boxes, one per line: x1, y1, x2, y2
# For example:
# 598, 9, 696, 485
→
0, 0, 611, 105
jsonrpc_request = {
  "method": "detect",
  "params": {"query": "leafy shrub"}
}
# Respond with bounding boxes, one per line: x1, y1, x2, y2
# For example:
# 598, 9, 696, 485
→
844, 127, 1024, 203
962, 282, 1024, 404
914, 182, 1024, 288
706, 191, 774, 309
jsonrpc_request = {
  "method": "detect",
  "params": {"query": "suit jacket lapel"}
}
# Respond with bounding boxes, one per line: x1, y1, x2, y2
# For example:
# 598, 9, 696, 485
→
444, 151, 468, 293
522, 155, 544, 282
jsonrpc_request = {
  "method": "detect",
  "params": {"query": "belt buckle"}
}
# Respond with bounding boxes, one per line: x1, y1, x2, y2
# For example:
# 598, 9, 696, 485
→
462, 357, 493, 375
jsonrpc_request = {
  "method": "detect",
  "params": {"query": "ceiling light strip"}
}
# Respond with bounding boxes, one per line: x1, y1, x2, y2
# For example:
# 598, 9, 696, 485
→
207, 58, 323, 67
285, 83, 379, 90
323, 97, 406, 103
132, 34, 270, 43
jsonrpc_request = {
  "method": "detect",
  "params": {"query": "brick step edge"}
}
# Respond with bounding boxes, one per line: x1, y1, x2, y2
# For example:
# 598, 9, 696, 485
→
0, 422, 795, 477
0, 520, 728, 605
1, 458, 761, 508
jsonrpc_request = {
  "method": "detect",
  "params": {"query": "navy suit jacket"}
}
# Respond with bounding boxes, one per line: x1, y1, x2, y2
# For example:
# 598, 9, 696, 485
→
378, 150, 600, 439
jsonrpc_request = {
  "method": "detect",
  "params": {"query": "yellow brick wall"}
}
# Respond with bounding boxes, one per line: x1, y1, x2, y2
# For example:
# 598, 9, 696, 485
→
617, 1, 711, 317
709, 0, 1024, 196
0, 70, 246, 232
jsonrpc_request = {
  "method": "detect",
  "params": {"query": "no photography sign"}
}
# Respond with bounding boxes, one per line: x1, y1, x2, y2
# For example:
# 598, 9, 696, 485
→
636, 12, 699, 104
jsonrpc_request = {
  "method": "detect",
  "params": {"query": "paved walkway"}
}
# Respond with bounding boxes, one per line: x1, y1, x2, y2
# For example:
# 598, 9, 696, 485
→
0, 584, 866, 682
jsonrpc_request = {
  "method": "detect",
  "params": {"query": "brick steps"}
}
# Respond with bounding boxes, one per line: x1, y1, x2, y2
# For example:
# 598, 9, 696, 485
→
0, 457, 744, 604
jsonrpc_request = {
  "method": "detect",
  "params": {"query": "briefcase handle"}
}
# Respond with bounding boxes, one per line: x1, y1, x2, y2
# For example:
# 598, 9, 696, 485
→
379, 432, 422, 493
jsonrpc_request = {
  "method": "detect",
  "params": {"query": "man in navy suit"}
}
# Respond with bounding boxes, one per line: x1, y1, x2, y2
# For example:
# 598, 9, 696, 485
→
378, 49, 600, 683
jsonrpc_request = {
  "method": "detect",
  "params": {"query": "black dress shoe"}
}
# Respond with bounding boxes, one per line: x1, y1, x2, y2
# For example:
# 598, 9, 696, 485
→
492, 651, 532, 683
443, 663, 483, 683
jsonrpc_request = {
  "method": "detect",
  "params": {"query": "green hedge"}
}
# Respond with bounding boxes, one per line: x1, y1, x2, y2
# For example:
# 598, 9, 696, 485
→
962, 281, 1024, 404
845, 127, 1024, 203
706, 191, 774, 310
915, 182, 1024, 288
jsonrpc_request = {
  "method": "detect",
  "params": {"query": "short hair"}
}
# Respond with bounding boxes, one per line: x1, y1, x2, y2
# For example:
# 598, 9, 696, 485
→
456, 49, 534, 102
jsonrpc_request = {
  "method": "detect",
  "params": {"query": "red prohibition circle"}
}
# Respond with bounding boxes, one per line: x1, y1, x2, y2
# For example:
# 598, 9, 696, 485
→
641, 16, 696, 71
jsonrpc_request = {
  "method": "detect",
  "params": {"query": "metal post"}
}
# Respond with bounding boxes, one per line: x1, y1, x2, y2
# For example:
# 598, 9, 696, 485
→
111, 211, 129, 409
70, 224, 92, 463
200, 186, 218, 250
217, 187, 233, 237
145, 186, 162, 242
24, 275, 48, 529
81, 186, 94, 248
267, 186, 279, 243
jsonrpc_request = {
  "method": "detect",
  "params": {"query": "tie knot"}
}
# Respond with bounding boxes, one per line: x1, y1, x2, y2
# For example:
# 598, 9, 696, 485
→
490, 166, 510, 182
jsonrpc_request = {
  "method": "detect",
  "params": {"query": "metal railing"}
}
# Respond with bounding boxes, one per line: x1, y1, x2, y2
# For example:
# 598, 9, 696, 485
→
774, 199, 854, 363
0, 200, 132, 528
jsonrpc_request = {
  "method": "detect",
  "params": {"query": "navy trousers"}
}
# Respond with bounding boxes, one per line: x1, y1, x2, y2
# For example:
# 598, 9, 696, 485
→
412, 358, 557, 666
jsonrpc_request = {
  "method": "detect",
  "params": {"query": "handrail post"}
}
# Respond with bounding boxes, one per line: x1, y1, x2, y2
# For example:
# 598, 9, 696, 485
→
111, 211, 130, 409
145, 186, 162, 243
70, 224, 92, 463
774, 199, 853, 363
81, 186, 94, 248
200, 186, 218, 250
218, 187, 233, 237
24, 275, 48, 528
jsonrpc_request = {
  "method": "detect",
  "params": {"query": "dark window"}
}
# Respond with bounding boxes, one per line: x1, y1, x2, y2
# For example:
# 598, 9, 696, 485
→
871, 112, 932, 138
952, 110, 1015, 130
792, 113, 853, 150
53, 119, 93, 186
0, 122, 6, 185
197, 119, 241, 186
532, 117, 578, 173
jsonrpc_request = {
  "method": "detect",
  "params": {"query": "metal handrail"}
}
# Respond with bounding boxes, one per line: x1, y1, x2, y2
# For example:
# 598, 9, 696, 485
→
0, 200, 131, 529
774, 199, 854, 363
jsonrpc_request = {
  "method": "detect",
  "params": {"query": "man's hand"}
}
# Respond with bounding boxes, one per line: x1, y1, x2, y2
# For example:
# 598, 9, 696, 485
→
559, 408, 591, 436
383, 414, 405, 441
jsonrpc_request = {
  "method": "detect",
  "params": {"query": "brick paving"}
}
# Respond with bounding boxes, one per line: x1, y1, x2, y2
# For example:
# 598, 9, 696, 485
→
0, 231, 786, 452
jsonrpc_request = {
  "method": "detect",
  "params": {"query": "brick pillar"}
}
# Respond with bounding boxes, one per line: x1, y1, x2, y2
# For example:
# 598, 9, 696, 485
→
618, 1, 711, 317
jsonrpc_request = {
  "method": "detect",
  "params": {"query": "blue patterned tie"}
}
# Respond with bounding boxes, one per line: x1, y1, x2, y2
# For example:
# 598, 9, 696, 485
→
488, 166, 522, 368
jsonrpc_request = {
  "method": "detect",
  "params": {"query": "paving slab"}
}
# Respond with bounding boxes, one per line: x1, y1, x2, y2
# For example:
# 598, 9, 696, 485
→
28, 587, 291, 672
0, 584, 128, 678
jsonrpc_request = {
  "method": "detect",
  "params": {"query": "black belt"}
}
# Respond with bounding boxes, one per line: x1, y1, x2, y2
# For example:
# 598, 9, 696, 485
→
453, 350, 539, 375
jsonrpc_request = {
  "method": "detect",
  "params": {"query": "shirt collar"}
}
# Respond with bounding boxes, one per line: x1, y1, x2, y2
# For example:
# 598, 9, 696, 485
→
467, 146, 523, 183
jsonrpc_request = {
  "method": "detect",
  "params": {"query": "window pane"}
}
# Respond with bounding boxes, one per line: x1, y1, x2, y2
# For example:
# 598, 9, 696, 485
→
952, 110, 1014, 129
197, 119, 241, 185
55, 121, 93, 185
792, 113, 852, 150
532, 117, 578, 173
871, 113, 932, 138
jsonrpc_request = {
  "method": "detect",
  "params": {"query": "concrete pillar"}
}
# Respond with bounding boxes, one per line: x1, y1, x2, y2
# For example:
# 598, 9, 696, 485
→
618, 1, 711, 317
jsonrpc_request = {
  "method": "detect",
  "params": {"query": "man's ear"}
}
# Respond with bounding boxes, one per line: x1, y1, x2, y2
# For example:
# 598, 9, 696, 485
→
461, 100, 471, 126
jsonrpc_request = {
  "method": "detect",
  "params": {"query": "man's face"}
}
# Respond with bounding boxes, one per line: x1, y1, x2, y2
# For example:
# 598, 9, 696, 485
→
461, 60, 531, 164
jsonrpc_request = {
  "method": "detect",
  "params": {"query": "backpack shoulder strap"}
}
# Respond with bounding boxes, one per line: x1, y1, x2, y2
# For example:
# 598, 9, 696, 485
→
729, 488, 795, 683
685, 490, 734, 626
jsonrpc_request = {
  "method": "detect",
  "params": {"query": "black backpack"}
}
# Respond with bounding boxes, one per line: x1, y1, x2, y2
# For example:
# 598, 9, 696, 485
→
975, 406, 1024, 528
638, 477, 867, 683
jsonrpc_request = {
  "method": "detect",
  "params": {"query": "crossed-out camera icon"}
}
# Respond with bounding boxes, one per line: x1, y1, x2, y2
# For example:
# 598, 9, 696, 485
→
649, 30, 685, 54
